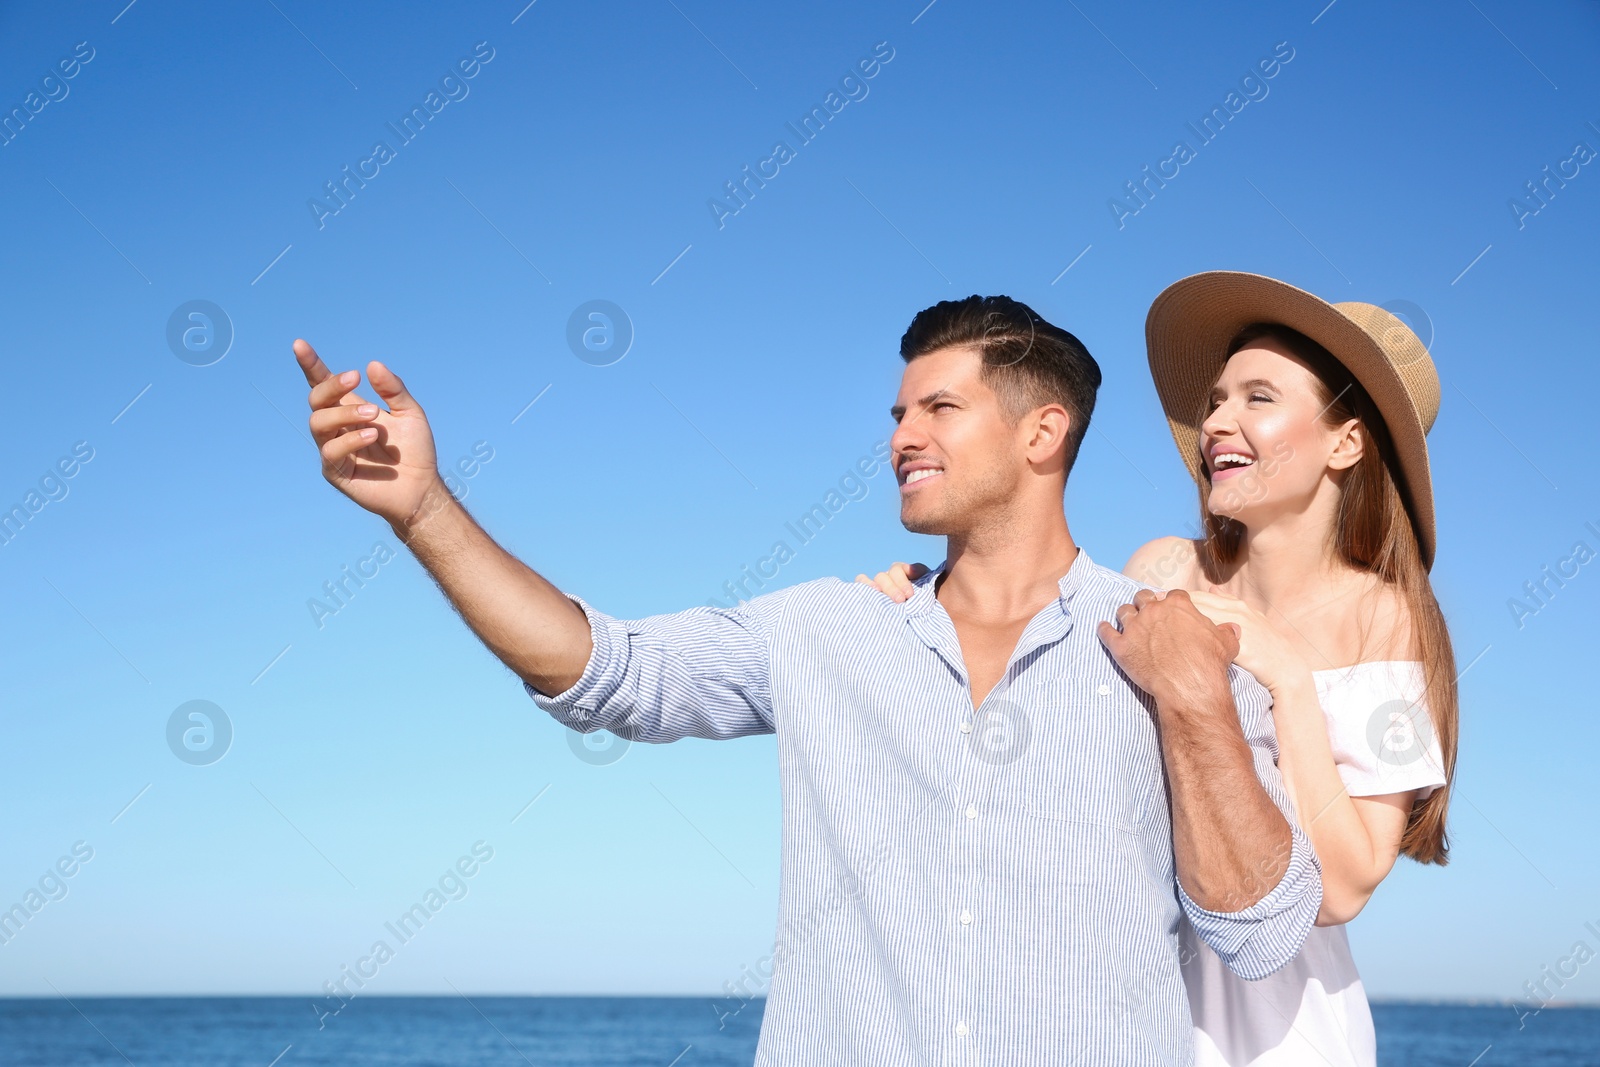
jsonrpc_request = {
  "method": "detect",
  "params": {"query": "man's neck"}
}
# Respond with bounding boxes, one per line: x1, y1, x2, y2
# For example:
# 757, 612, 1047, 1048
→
935, 519, 1080, 624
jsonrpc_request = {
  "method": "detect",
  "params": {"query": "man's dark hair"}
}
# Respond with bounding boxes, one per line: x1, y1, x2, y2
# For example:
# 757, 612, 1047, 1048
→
899, 294, 1102, 476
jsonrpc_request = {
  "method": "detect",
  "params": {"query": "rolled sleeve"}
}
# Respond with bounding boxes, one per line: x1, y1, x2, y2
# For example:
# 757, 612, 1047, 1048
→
523, 588, 790, 743
1177, 665, 1323, 981
523, 592, 624, 722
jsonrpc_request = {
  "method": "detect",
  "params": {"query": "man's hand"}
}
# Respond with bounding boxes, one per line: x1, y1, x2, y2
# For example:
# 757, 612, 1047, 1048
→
1101, 588, 1308, 932
1096, 588, 1241, 710
294, 339, 445, 529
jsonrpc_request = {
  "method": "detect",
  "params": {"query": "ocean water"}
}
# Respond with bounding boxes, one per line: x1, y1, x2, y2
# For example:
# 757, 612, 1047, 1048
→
0, 997, 762, 1067
1371, 1002, 1600, 1066
0, 997, 1595, 1065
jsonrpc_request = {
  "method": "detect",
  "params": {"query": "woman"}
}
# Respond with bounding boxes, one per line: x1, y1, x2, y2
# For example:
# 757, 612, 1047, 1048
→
856, 271, 1455, 1066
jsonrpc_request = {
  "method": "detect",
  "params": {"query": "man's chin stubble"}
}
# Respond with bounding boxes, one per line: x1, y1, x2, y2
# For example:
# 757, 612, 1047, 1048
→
900, 516, 945, 535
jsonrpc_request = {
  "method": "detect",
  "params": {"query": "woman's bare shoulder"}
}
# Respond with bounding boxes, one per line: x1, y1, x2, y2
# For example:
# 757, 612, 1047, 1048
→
1352, 574, 1419, 660
1121, 535, 1204, 590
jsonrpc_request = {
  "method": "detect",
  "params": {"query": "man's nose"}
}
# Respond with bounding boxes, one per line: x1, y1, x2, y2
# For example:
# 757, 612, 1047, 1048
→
889, 418, 926, 463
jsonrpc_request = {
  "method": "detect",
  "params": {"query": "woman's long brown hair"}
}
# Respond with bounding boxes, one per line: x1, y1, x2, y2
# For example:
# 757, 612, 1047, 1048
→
1197, 323, 1456, 865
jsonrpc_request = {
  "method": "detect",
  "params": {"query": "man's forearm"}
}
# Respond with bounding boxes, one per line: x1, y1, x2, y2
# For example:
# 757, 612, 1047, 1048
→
389, 477, 591, 695
1157, 680, 1293, 912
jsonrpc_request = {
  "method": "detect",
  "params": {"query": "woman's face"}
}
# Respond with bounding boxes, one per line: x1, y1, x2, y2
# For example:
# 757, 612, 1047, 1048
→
1199, 338, 1361, 524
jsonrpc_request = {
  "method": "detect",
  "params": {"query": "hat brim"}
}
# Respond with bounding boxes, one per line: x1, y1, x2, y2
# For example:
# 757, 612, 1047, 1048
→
1144, 271, 1436, 569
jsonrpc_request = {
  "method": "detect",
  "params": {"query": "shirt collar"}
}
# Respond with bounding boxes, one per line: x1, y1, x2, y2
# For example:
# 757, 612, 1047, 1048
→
901, 545, 1097, 684
903, 544, 1095, 620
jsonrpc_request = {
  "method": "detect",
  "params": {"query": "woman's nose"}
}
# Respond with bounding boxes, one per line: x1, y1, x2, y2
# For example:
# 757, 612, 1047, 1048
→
1200, 402, 1235, 439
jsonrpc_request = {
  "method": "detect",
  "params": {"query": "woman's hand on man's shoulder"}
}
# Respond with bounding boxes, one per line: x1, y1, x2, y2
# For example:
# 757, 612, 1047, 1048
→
854, 561, 928, 603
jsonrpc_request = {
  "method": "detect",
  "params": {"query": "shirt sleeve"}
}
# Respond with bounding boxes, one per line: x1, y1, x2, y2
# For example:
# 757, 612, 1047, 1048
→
1320, 662, 1448, 800
1175, 665, 1323, 981
522, 586, 797, 743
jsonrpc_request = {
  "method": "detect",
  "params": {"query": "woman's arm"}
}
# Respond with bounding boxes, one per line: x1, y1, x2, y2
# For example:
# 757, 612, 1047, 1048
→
1182, 590, 1421, 926
1262, 671, 1418, 926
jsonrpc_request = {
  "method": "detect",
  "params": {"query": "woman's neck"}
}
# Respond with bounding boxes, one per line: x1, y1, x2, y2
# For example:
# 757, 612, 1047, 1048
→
1224, 508, 1359, 616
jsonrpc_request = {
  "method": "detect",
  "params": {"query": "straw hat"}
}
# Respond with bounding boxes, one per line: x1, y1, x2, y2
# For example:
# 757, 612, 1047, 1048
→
1145, 271, 1441, 568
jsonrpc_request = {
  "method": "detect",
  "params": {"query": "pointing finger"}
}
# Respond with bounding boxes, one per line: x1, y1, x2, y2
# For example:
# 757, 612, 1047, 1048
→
292, 338, 330, 387
297, 341, 378, 411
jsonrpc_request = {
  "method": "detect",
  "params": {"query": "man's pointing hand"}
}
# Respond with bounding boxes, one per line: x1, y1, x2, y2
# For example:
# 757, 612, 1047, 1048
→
293, 338, 445, 529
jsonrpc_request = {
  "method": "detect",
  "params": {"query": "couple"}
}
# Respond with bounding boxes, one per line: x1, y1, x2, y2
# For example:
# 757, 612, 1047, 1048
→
291, 269, 1453, 1065
855, 273, 1456, 1064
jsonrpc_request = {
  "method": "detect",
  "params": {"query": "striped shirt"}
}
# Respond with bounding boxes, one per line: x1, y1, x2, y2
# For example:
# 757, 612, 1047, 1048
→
525, 546, 1321, 1065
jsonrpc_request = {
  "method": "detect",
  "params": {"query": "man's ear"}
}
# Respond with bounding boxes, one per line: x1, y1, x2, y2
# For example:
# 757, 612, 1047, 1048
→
1326, 418, 1365, 472
1026, 404, 1071, 466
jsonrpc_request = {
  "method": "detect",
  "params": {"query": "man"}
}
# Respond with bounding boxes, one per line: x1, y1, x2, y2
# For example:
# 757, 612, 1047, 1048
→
292, 294, 1319, 1065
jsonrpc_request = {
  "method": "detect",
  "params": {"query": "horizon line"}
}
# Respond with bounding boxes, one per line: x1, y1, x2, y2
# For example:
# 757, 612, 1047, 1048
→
0, 993, 1596, 1008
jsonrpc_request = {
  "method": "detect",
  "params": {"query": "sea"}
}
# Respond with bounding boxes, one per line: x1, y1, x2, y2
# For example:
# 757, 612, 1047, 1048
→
0, 997, 1594, 1065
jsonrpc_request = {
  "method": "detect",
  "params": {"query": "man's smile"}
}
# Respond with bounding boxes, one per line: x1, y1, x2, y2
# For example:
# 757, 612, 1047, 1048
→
899, 460, 945, 491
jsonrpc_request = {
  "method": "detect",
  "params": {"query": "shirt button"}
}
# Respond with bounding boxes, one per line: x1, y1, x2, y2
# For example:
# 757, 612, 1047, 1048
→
955, 1020, 970, 1037
965, 804, 978, 820
1097, 683, 1111, 696
959, 909, 973, 926
959, 720, 972, 733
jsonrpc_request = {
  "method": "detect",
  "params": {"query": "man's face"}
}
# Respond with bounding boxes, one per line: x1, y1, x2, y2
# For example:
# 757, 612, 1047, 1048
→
889, 345, 1026, 535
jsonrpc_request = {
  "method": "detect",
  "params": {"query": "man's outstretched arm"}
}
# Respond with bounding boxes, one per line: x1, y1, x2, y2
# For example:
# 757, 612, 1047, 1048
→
294, 339, 593, 696
394, 478, 598, 697
1099, 588, 1321, 980
293, 341, 782, 743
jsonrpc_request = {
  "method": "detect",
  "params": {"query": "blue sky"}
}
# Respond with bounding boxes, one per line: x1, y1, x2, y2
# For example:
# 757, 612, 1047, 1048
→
0, 0, 1596, 1010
